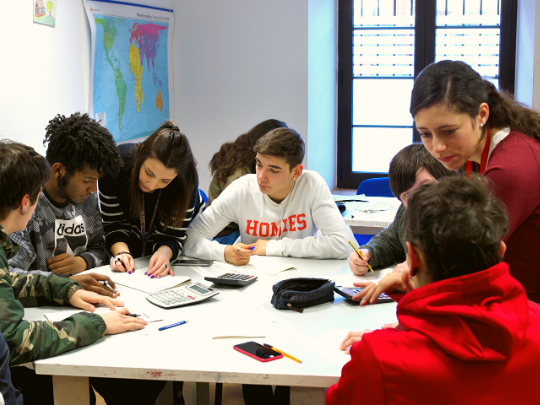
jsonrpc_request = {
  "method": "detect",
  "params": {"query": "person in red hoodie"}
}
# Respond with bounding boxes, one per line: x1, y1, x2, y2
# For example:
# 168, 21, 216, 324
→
326, 175, 540, 405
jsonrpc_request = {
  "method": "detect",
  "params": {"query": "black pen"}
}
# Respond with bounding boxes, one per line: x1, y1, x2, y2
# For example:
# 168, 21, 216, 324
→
126, 314, 141, 318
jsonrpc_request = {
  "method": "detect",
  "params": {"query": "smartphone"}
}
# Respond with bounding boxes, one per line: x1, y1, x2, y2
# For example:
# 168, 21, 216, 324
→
174, 259, 213, 267
334, 286, 393, 304
233, 341, 283, 362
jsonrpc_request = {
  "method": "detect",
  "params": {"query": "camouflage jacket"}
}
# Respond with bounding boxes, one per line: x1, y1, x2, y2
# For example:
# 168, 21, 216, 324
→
0, 225, 106, 366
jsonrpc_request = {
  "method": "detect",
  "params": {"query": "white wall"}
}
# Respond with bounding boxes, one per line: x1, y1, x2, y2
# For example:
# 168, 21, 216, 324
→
307, 0, 338, 187
0, 1, 91, 156
172, 0, 310, 191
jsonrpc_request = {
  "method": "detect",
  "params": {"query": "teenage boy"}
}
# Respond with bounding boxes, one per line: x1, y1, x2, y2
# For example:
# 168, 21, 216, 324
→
8, 113, 122, 297
349, 143, 454, 276
327, 175, 540, 405
184, 127, 349, 264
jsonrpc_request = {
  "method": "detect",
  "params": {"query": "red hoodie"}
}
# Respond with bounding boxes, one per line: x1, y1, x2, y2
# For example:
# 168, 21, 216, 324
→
326, 262, 540, 405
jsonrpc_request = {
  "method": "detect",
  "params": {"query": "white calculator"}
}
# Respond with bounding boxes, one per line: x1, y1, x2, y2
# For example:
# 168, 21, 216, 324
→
146, 282, 220, 309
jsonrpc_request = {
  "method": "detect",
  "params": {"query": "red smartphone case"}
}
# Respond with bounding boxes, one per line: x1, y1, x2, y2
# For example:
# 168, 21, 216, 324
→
233, 344, 283, 362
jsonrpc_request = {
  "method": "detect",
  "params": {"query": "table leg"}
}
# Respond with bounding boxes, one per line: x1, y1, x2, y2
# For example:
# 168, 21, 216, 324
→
196, 382, 210, 405
290, 386, 325, 405
52, 375, 90, 405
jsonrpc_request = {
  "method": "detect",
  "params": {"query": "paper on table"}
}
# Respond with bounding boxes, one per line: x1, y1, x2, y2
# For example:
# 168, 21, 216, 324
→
83, 267, 191, 294
326, 266, 394, 287
45, 308, 162, 323
212, 255, 296, 277
304, 328, 352, 369
210, 303, 268, 338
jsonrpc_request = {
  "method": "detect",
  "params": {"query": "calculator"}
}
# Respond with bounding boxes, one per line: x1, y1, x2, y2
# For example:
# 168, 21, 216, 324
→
146, 282, 220, 309
204, 273, 258, 287
334, 286, 393, 304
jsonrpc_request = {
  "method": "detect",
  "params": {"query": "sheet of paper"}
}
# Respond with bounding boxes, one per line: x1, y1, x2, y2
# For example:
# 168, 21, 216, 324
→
305, 328, 352, 369
325, 266, 394, 287
210, 303, 268, 339
45, 308, 162, 323
83, 267, 191, 293
211, 255, 297, 277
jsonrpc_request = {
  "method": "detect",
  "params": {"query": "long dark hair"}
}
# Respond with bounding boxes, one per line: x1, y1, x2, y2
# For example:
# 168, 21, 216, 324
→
410, 60, 540, 143
129, 121, 198, 230
209, 119, 287, 185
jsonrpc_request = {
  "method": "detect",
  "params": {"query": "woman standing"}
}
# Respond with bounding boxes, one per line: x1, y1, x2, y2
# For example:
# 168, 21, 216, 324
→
410, 60, 540, 301
99, 121, 204, 277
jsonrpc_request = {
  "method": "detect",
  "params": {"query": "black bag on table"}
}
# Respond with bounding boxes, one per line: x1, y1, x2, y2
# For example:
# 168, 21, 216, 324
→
270, 277, 335, 313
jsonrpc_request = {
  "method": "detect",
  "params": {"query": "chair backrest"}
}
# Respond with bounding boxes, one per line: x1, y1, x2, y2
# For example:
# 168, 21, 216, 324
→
199, 189, 208, 203
356, 177, 394, 197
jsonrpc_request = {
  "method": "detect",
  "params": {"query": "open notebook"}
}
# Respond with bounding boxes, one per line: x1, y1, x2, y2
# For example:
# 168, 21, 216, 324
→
83, 267, 191, 294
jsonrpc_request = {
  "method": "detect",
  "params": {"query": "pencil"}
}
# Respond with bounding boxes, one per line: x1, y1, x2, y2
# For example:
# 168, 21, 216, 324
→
347, 239, 373, 273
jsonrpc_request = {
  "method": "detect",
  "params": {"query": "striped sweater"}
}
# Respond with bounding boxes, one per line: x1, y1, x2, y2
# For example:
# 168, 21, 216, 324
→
98, 143, 205, 261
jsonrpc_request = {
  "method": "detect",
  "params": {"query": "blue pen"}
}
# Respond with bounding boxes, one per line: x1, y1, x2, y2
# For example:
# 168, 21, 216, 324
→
158, 320, 188, 331
250, 246, 255, 251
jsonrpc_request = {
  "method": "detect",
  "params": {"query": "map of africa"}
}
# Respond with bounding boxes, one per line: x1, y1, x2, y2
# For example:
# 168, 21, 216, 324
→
93, 16, 169, 142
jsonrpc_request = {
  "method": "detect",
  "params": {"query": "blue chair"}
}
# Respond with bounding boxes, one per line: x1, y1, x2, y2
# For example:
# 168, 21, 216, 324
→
199, 189, 208, 203
356, 177, 393, 197
354, 177, 394, 246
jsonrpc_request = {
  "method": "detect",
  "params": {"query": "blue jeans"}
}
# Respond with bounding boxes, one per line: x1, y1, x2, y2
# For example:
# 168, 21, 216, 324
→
213, 229, 240, 245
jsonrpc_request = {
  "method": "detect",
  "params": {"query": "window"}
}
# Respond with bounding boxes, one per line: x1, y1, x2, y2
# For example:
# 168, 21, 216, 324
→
337, 0, 517, 188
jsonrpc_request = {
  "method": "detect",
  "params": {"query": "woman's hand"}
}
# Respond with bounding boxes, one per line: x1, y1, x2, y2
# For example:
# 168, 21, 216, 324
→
348, 249, 371, 276
352, 268, 416, 305
146, 246, 174, 278
224, 243, 252, 265
110, 252, 135, 274
101, 308, 147, 335
69, 289, 124, 312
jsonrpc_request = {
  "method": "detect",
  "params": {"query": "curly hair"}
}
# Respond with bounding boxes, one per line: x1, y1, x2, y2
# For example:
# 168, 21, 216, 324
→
43, 113, 123, 175
209, 119, 287, 185
0, 140, 50, 221
410, 60, 540, 143
405, 174, 509, 282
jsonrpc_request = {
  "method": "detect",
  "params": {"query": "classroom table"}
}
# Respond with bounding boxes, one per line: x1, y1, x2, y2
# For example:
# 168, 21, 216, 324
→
335, 195, 401, 234
28, 257, 397, 405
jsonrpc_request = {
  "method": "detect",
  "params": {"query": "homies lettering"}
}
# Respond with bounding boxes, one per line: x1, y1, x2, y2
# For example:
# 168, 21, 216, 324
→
245, 214, 307, 237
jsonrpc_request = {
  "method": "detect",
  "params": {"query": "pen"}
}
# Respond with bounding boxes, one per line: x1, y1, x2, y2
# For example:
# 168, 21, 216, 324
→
347, 238, 373, 273
250, 246, 255, 251
126, 314, 141, 318
263, 343, 302, 364
158, 320, 188, 331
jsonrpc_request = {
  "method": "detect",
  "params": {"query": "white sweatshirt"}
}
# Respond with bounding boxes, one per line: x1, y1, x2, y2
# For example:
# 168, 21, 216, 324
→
184, 170, 350, 261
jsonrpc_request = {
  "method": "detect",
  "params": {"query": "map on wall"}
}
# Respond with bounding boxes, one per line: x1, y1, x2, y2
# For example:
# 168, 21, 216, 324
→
83, 0, 174, 142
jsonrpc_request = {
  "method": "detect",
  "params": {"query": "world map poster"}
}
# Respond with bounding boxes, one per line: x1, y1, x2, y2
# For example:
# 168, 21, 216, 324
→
84, 1, 174, 142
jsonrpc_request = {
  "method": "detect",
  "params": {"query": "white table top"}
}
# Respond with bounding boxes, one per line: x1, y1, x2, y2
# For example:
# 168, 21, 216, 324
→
334, 195, 401, 228
29, 257, 397, 390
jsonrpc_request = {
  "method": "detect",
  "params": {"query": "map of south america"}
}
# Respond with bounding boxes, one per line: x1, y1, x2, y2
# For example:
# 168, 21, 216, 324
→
93, 15, 169, 142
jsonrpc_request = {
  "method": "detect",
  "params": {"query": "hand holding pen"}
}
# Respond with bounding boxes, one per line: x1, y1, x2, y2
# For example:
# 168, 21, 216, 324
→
347, 239, 374, 275
224, 244, 255, 266
110, 250, 135, 274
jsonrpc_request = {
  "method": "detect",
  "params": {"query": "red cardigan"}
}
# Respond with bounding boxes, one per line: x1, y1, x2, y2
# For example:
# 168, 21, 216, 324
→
485, 130, 540, 301
326, 263, 540, 405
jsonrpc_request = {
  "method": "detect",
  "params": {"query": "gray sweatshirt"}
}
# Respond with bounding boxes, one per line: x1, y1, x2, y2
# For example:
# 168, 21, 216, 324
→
359, 203, 407, 269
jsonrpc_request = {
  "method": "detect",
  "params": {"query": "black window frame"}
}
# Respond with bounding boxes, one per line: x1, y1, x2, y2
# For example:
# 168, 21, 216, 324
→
337, 0, 518, 189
